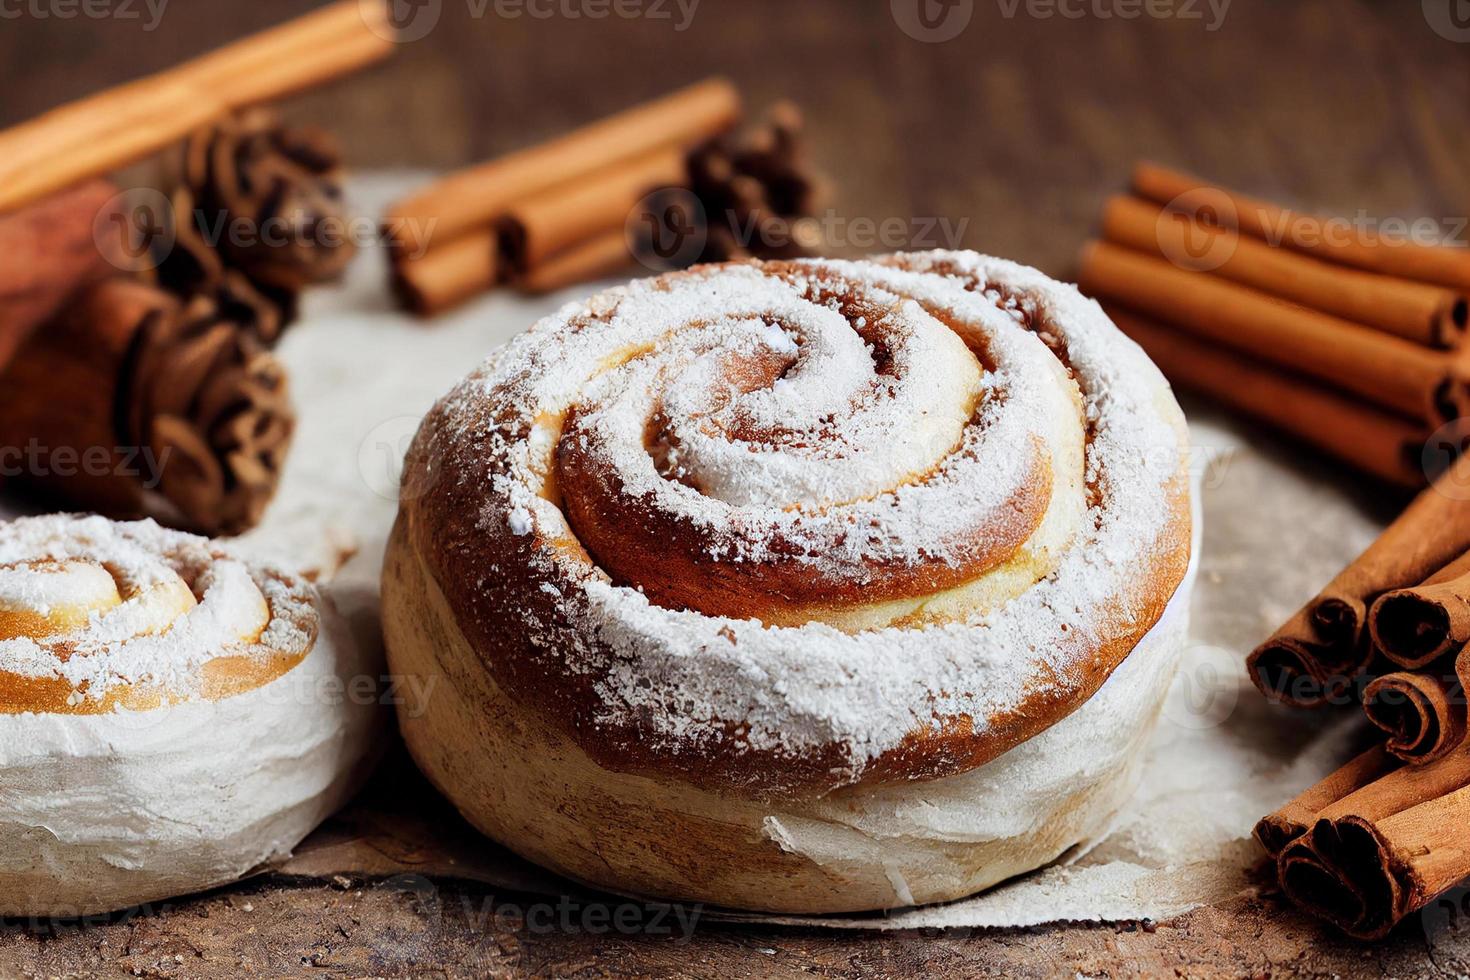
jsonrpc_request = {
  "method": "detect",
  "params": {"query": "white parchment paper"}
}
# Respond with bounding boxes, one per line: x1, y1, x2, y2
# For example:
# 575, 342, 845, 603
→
3, 174, 1397, 929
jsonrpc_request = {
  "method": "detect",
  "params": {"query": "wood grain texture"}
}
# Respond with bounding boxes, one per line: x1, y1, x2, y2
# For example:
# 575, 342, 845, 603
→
2, 0, 1470, 973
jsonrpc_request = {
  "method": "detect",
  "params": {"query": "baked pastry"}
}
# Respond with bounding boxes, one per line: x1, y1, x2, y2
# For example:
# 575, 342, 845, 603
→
0, 514, 381, 917
383, 251, 1193, 913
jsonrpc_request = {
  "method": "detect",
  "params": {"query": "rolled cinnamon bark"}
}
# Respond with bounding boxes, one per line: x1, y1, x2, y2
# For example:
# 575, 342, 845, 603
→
1275, 748, 1470, 938
1369, 551, 1470, 668
499, 147, 688, 273
1255, 745, 1398, 857
1248, 453, 1470, 706
385, 78, 741, 256
0, 279, 173, 516
1079, 240, 1455, 422
1363, 670, 1466, 766
1107, 307, 1425, 488
391, 230, 500, 316
521, 230, 633, 294
1133, 162, 1470, 294
0, 278, 293, 534
0, 180, 123, 372
1101, 195, 1468, 348
0, 1, 393, 216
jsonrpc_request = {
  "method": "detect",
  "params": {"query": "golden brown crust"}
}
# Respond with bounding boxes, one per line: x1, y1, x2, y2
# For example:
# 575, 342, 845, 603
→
400, 463, 1190, 794
383, 510, 1186, 912
393, 253, 1193, 797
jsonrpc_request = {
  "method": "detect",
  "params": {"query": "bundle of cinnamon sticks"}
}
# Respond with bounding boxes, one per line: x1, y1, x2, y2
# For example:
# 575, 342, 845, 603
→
1079, 163, 1470, 488
1247, 453, 1470, 937
1078, 164, 1470, 937
385, 79, 823, 314
0, 1, 392, 534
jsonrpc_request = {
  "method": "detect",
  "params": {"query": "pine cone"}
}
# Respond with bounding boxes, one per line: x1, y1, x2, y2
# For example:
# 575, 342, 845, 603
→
126, 290, 295, 535
686, 101, 825, 262
156, 108, 355, 324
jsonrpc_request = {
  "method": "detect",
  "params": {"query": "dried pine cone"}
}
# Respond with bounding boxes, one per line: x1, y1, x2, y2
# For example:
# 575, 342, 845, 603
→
686, 101, 824, 262
156, 108, 355, 322
126, 291, 295, 535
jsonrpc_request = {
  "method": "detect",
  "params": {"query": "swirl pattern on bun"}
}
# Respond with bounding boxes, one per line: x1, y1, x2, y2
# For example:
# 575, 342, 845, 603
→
0, 515, 316, 714
392, 252, 1191, 795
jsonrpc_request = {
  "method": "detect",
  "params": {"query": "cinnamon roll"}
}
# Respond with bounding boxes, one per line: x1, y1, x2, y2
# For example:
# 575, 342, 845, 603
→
383, 251, 1193, 913
0, 514, 382, 917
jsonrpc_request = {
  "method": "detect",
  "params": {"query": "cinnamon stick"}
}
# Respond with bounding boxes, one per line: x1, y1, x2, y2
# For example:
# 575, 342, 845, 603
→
1101, 195, 1468, 349
1248, 453, 1470, 706
0, 180, 123, 372
385, 78, 741, 256
391, 230, 500, 315
1133, 162, 1470, 294
0, 279, 174, 516
1369, 551, 1470, 668
1274, 747, 1470, 938
1363, 670, 1466, 766
1078, 240, 1459, 423
1255, 745, 1398, 856
1359, 553, 1470, 766
0, 1, 393, 216
521, 230, 634, 294
1107, 307, 1425, 488
499, 146, 688, 273
0, 278, 293, 534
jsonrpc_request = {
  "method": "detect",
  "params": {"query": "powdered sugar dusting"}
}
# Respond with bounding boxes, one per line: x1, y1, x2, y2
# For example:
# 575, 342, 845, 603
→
0, 514, 318, 702
418, 251, 1187, 787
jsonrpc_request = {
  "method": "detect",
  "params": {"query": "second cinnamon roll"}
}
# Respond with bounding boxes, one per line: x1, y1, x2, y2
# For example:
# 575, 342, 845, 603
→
0, 514, 384, 917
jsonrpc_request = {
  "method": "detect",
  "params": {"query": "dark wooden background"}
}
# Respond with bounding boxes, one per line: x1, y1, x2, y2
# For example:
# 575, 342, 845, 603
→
5, 0, 1469, 279
4, 1, 1470, 975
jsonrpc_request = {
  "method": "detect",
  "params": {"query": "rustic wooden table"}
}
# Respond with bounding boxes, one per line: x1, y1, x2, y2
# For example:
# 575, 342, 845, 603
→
3, 1, 1470, 975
